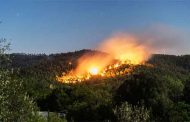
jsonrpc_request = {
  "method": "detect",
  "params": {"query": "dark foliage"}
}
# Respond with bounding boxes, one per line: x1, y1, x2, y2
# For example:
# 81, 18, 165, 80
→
5, 51, 190, 122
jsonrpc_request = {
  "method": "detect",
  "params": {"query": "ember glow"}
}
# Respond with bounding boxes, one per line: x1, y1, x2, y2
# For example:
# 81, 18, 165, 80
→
57, 34, 151, 83
89, 67, 99, 75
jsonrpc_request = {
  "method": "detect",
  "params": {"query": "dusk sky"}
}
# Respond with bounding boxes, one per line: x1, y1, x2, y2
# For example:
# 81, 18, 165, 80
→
0, 0, 190, 54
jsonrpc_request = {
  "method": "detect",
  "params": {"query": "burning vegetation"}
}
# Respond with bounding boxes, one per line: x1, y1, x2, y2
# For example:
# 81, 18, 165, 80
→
57, 34, 151, 83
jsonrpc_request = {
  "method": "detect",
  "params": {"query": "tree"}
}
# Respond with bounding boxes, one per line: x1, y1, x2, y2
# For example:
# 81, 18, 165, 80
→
184, 78, 190, 103
114, 102, 150, 122
168, 102, 190, 122
0, 39, 40, 121
114, 66, 173, 121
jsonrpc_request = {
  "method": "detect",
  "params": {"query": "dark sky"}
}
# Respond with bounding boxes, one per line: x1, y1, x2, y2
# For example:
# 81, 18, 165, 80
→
0, 0, 190, 54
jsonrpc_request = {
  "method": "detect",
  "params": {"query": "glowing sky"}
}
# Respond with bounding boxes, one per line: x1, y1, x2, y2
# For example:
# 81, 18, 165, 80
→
0, 0, 190, 54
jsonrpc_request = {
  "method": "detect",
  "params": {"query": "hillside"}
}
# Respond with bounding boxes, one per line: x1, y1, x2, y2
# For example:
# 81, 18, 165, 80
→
4, 50, 190, 121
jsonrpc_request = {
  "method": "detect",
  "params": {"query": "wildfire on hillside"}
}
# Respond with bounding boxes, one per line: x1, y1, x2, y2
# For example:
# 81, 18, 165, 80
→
56, 34, 151, 83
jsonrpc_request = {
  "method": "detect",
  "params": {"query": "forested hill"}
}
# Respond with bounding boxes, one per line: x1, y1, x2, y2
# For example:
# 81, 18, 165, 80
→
149, 54, 190, 71
5, 50, 190, 122
9, 49, 109, 74
9, 49, 92, 68
9, 50, 190, 72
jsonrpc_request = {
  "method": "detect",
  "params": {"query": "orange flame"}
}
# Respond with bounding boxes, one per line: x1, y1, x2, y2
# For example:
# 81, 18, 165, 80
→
74, 53, 113, 76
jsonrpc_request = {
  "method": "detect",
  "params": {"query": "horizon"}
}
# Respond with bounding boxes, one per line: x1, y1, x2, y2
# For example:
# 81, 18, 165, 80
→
0, 1, 190, 54
8, 49, 189, 56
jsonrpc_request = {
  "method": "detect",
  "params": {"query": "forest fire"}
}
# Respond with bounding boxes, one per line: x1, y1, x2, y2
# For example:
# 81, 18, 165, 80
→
57, 34, 151, 83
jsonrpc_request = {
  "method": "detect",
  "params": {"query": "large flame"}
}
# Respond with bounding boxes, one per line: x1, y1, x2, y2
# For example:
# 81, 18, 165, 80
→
57, 34, 151, 83
74, 53, 113, 76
